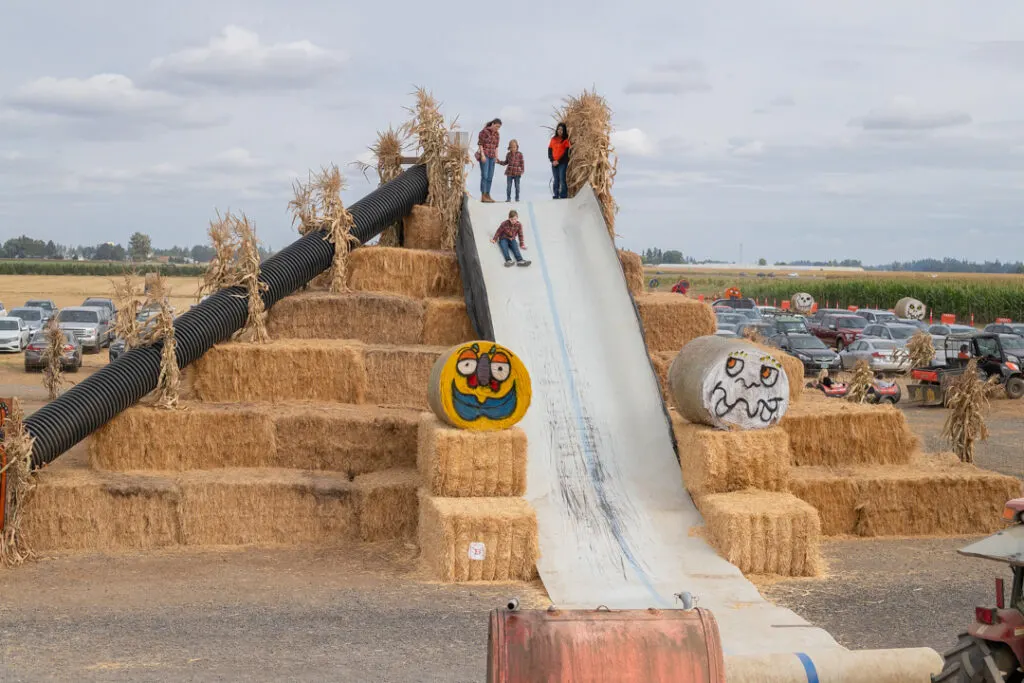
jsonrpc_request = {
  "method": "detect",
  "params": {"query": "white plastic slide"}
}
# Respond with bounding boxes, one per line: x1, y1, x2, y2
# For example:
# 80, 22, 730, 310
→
464, 188, 841, 656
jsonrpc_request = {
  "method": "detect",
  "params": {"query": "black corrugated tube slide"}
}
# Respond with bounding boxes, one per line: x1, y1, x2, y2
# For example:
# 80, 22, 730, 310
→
24, 165, 429, 468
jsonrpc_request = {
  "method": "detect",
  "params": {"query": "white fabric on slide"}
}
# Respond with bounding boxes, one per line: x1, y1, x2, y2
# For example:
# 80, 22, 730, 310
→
465, 188, 840, 656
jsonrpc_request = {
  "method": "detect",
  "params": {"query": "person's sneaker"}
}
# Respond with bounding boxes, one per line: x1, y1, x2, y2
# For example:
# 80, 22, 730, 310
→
516, 260, 532, 267
504, 260, 515, 267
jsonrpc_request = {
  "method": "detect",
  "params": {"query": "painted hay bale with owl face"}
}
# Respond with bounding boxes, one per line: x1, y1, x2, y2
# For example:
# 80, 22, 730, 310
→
668, 336, 790, 430
428, 341, 532, 430
895, 297, 926, 321
790, 292, 815, 315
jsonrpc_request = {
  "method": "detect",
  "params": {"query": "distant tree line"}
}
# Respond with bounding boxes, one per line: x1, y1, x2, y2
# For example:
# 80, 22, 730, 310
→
866, 258, 1024, 274
0, 232, 273, 264
641, 248, 730, 266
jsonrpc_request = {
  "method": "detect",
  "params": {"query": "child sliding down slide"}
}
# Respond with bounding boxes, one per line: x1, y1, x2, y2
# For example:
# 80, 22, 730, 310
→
491, 210, 531, 268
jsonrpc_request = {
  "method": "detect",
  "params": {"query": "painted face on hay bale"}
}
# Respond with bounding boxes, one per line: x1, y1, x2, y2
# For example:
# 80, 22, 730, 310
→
668, 336, 790, 430
428, 341, 531, 430
791, 292, 815, 315
895, 297, 926, 321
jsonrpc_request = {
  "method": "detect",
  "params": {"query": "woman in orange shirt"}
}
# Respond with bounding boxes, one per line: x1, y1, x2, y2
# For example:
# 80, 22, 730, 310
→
548, 122, 571, 199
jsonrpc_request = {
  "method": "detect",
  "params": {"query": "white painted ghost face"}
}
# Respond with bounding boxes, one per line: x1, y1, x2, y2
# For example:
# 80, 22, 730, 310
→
897, 297, 926, 321
791, 292, 815, 315
707, 349, 790, 429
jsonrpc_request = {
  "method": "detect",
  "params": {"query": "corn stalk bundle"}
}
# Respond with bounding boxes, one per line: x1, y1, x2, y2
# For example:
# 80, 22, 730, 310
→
199, 210, 241, 300
289, 166, 359, 292
943, 359, 990, 463
846, 360, 874, 403
139, 274, 181, 410
741, 327, 765, 344
906, 331, 935, 369
41, 318, 67, 400
231, 213, 270, 344
407, 87, 465, 250
557, 89, 618, 237
1, 398, 36, 566
354, 125, 411, 247
111, 271, 143, 349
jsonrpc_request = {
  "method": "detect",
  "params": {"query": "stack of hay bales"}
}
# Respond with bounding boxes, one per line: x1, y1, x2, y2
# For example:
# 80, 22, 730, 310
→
416, 342, 539, 582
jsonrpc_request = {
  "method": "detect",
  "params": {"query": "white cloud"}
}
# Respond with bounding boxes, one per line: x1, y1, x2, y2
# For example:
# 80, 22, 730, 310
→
852, 97, 972, 131
149, 26, 346, 91
1, 151, 24, 162
623, 60, 711, 95
498, 105, 527, 124
201, 147, 273, 171
611, 128, 656, 157
730, 139, 765, 157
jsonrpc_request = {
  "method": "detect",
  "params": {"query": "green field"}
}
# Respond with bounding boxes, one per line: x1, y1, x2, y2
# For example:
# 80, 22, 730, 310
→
0, 260, 205, 277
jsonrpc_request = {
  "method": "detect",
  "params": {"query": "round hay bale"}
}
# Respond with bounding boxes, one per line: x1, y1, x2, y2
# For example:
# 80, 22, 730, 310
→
790, 292, 815, 315
895, 297, 926, 320
428, 341, 531, 430
668, 336, 790, 430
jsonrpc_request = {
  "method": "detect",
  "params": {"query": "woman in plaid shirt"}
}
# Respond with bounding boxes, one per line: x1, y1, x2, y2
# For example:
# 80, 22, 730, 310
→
475, 118, 502, 203
497, 139, 525, 202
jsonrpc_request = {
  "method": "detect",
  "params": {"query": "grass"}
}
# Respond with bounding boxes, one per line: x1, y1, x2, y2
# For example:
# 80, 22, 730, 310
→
0, 260, 204, 277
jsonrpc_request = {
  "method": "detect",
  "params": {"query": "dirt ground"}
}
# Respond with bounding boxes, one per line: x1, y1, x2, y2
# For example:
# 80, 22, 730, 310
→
3, 349, 1024, 679
0, 275, 199, 315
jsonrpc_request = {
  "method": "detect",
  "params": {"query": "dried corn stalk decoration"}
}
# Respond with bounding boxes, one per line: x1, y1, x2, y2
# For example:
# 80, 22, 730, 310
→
943, 359, 990, 463
557, 89, 618, 237
906, 331, 935, 369
1, 398, 37, 567
139, 274, 181, 410
355, 125, 411, 247
199, 210, 241, 300
407, 87, 466, 250
111, 271, 143, 350
846, 360, 874, 404
231, 213, 270, 344
289, 165, 360, 292
41, 318, 67, 400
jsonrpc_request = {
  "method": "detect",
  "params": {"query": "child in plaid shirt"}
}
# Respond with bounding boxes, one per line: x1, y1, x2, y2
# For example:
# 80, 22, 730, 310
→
490, 209, 531, 268
497, 139, 524, 202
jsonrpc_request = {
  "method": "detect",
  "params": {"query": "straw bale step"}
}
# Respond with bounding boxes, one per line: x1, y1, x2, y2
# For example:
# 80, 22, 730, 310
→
788, 457, 1022, 537
266, 290, 475, 347
89, 402, 421, 473
347, 247, 462, 299
696, 491, 822, 577
417, 414, 527, 497
781, 400, 918, 467
188, 339, 446, 409
634, 293, 716, 353
22, 461, 421, 552
417, 493, 538, 582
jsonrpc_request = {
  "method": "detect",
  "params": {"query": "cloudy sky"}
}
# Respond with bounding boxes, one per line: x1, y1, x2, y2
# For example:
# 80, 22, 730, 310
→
2, 1, 1024, 265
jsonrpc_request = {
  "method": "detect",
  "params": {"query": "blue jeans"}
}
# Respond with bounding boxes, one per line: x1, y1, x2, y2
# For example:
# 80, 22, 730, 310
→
552, 162, 567, 198
506, 175, 520, 201
479, 156, 495, 196
498, 238, 523, 262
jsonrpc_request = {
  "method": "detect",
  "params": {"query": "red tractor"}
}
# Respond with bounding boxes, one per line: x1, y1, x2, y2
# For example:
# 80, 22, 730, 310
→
934, 499, 1024, 681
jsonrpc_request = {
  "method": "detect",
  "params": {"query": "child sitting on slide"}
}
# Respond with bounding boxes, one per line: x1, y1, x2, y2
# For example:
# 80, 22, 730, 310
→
491, 210, 531, 267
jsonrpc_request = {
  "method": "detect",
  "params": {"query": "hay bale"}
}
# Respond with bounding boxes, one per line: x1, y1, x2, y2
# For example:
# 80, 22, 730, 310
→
365, 345, 446, 409
791, 293, 815, 316
618, 250, 644, 297
21, 466, 180, 552
347, 247, 462, 299
418, 414, 527, 497
789, 456, 1022, 536
190, 340, 368, 404
636, 294, 716, 353
274, 404, 420, 474
752, 342, 804, 403
668, 336, 790, 429
403, 204, 446, 251
418, 494, 539, 582
353, 469, 420, 541
895, 297, 926, 320
697, 491, 822, 577
266, 291, 426, 345
673, 417, 790, 497
427, 342, 532, 430
782, 401, 917, 466
423, 298, 476, 346
89, 404, 276, 471
650, 351, 676, 404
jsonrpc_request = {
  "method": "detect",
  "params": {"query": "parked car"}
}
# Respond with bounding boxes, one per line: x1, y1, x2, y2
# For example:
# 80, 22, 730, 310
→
909, 333, 1024, 403
0, 317, 31, 352
57, 306, 110, 352
809, 313, 868, 350
108, 337, 127, 361
24, 330, 82, 372
770, 333, 841, 372
711, 297, 761, 318
985, 323, 1024, 336
736, 322, 777, 339
929, 323, 977, 337
24, 299, 57, 320
0, 302, 7, 317
856, 309, 900, 324
839, 338, 908, 373
716, 313, 748, 329
82, 297, 118, 327
714, 324, 738, 338
772, 315, 809, 335
897, 318, 929, 331
861, 323, 919, 344
809, 308, 850, 322
8, 306, 47, 333
757, 305, 783, 319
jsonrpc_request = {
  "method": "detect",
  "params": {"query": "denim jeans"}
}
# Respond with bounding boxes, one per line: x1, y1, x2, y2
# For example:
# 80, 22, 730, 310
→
498, 238, 523, 262
552, 162, 567, 198
479, 156, 496, 196
506, 175, 521, 201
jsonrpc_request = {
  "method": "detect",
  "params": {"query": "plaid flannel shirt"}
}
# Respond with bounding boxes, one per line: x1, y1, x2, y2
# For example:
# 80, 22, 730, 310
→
478, 127, 500, 159
493, 219, 525, 247
502, 150, 524, 177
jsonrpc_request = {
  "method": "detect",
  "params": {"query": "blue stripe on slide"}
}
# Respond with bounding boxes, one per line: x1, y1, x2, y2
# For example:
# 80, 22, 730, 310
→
526, 201, 668, 608
795, 653, 819, 683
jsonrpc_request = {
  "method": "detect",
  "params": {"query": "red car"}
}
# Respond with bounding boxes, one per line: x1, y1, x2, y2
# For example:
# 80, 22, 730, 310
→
809, 313, 868, 351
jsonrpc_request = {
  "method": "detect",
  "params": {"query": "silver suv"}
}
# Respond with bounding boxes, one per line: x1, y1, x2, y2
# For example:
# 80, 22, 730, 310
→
57, 306, 110, 353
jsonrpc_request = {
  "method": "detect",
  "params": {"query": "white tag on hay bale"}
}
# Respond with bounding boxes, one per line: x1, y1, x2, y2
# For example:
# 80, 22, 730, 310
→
468, 542, 486, 560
